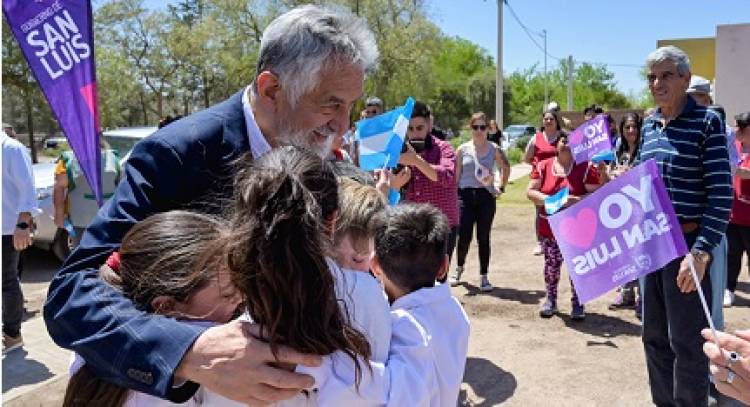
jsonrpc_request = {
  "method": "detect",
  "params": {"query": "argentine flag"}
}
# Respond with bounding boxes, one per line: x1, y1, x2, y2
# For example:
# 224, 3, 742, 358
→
544, 187, 569, 215
590, 149, 615, 163
357, 97, 415, 171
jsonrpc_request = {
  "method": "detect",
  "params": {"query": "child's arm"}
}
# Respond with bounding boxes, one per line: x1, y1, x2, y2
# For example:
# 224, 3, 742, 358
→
297, 311, 434, 406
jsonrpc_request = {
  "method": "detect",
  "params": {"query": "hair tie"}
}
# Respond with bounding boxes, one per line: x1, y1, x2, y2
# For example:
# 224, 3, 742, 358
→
106, 251, 121, 273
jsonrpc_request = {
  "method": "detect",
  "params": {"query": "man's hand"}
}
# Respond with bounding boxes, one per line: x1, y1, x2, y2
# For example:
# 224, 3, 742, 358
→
390, 167, 411, 190
175, 320, 322, 405
399, 143, 420, 167
676, 254, 707, 293
13, 227, 32, 251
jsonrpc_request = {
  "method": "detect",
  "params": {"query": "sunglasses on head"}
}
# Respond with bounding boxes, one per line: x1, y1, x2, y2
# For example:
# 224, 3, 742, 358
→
471, 124, 487, 131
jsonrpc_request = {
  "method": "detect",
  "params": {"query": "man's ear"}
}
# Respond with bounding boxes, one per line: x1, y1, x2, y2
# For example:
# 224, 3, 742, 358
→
255, 71, 282, 104
150, 296, 176, 315
370, 255, 385, 279
436, 254, 449, 280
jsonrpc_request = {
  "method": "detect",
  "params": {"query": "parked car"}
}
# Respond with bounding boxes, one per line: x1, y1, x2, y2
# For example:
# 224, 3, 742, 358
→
503, 124, 536, 149
44, 136, 68, 149
32, 126, 158, 260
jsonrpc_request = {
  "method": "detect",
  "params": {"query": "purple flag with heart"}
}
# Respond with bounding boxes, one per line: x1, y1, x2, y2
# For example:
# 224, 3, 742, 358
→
3, 0, 103, 205
548, 159, 688, 304
569, 114, 612, 165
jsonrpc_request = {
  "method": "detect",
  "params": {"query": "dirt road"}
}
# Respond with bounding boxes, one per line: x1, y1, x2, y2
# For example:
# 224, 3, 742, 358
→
455, 204, 750, 406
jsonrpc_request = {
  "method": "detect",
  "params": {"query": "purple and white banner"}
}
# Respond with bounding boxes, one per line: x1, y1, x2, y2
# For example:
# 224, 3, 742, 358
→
569, 114, 612, 165
3, 0, 103, 204
548, 160, 688, 304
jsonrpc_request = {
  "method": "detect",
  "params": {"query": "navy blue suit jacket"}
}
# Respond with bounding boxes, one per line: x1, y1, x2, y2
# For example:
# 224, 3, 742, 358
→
43, 90, 251, 401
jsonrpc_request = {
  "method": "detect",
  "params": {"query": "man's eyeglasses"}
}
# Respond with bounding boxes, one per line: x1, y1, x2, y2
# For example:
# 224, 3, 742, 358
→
471, 124, 487, 131
647, 71, 678, 83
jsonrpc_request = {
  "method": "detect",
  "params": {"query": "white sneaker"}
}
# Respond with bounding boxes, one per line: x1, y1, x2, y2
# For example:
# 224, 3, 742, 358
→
723, 290, 735, 308
449, 266, 464, 286
532, 244, 543, 256
480, 275, 493, 292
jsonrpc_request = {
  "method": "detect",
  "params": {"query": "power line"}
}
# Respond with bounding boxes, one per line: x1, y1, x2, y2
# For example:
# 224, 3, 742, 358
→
503, 1, 643, 69
504, 0, 561, 61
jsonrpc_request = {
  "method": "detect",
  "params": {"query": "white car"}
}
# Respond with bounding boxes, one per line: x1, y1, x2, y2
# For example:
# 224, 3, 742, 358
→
33, 126, 158, 260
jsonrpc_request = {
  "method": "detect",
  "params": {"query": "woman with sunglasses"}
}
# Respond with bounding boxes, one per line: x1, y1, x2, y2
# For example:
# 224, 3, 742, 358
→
449, 112, 511, 292
524, 110, 566, 256
527, 134, 602, 320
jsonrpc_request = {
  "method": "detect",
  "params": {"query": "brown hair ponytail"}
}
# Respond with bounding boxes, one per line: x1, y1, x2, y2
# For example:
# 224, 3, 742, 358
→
227, 146, 371, 386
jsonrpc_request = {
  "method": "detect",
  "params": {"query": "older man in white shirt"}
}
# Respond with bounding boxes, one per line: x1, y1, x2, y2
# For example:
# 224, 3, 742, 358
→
2, 129, 39, 353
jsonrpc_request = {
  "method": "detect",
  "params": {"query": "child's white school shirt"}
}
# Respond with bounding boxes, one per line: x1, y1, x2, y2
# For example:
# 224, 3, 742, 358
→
300, 282, 471, 406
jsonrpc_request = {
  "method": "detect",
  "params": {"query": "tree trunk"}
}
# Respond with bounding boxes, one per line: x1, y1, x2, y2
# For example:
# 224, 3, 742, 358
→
202, 70, 210, 108
139, 91, 149, 125
23, 86, 38, 164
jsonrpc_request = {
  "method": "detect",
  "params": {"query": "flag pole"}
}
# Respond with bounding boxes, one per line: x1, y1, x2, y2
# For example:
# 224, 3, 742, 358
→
687, 256, 721, 349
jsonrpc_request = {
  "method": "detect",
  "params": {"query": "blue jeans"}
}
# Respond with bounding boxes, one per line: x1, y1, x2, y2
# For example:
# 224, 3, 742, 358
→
642, 232, 711, 407
2, 235, 24, 337
709, 236, 727, 330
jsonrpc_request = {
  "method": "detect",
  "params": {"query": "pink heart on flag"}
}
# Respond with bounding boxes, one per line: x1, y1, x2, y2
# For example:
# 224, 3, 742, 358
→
558, 207, 598, 249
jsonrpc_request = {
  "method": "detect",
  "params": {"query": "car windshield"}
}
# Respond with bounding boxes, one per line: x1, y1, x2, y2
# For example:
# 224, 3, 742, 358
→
103, 135, 140, 157
101, 127, 157, 158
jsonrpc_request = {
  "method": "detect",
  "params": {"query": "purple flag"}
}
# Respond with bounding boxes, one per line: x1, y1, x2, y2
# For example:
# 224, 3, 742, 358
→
3, 0, 103, 205
569, 114, 612, 165
548, 160, 688, 304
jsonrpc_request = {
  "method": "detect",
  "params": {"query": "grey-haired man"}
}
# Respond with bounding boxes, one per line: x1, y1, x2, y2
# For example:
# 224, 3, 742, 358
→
638, 46, 732, 407
44, 5, 378, 405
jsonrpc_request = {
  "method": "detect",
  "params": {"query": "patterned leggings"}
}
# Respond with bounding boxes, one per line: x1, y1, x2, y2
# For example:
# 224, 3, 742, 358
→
540, 238, 580, 306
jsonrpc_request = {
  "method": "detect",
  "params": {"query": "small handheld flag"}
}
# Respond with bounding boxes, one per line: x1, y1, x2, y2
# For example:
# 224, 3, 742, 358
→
357, 98, 415, 171
544, 187, 569, 215
590, 149, 615, 163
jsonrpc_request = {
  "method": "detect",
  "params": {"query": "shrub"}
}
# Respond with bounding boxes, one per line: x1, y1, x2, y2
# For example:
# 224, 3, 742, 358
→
507, 148, 523, 165
516, 135, 532, 152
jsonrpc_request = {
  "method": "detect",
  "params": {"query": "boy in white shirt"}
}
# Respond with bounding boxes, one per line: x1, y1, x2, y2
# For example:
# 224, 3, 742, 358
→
369, 203, 471, 406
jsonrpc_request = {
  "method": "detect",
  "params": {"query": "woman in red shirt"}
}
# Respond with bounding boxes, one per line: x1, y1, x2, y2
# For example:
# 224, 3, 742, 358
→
527, 134, 601, 320
524, 110, 565, 256
726, 111, 750, 307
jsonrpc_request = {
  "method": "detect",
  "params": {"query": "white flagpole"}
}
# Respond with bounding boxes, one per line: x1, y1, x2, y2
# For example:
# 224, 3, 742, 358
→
687, 256, 721, 349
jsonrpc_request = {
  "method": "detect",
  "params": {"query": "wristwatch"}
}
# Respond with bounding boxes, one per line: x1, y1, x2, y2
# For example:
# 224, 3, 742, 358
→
690, 248, 712, 264
15, 222, 29, 230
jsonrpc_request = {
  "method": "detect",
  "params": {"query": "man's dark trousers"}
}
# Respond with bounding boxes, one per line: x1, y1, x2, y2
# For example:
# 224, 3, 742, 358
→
2, 235, 24, 338
642, 231, 712, 407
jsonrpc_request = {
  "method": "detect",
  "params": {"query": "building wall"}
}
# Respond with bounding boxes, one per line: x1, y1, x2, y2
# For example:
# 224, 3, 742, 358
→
657, 37, 716, 80
715, 23, 750, 121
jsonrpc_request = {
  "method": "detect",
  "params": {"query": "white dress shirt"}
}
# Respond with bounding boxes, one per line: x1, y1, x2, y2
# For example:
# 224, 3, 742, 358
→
299, 283, 471, 406
242, 86, 272, 159
2, 131, 39, 235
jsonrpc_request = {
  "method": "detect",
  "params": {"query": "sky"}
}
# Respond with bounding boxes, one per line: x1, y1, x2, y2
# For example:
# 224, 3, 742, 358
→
427, 0, 750, 96
142, 0, 749, 96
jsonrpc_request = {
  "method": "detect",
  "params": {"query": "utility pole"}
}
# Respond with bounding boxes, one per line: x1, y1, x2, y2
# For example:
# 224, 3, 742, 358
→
567, 55, 574, 111
496, 0, 503, 130
543, 29, 548, 111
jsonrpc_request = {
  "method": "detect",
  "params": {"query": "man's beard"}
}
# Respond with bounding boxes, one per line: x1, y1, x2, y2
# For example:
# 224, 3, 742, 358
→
275, 121, 335, 158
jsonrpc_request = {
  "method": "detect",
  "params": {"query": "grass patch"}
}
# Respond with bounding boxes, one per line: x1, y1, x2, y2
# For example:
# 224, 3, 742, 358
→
498, 174, 531, 207
449, 129, 471, 150
506, 148, 523, 165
